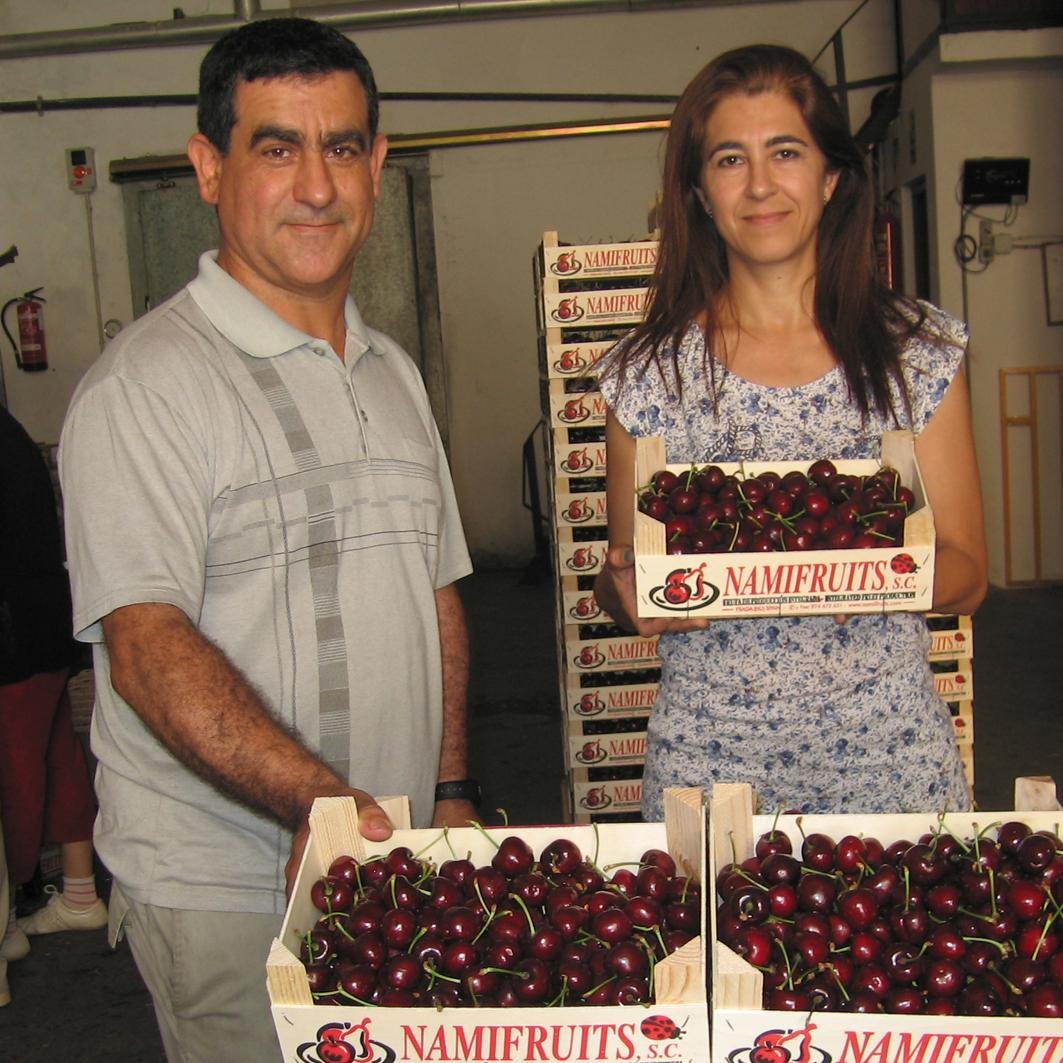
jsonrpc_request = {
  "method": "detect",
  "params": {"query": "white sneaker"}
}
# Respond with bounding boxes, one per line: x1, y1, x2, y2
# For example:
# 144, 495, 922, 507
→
16, 887, 108, 936
0, 958, 9, 1007
0, 924, 30, 961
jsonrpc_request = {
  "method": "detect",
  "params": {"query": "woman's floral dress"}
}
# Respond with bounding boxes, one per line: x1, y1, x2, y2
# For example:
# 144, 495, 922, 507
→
598, 303, 972, 818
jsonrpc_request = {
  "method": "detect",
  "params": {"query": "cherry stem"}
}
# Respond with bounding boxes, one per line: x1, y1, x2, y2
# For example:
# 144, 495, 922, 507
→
465, 819, 500, 852
964, 935, 1010, 954
496, 808, 510, 827
935, 812, 972, 855
423, 961, 459, 986
581, 974, 617, 1000
508, 890, 537, 935
330, 987, 374, 1006
592, 821, 602, 872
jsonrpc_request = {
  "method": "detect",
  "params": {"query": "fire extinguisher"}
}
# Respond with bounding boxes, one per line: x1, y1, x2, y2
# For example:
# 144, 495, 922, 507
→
2, 287, 48, 371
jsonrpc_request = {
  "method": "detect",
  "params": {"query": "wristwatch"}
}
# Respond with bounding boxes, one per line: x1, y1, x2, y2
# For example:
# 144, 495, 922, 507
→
434, 778, 482, 805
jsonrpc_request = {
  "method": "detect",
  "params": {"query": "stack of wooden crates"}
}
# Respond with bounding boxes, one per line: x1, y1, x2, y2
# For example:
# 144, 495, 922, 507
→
533, 231, 976, 820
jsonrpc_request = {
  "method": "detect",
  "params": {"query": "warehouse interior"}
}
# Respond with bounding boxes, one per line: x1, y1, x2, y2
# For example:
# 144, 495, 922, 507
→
1, 0, 1062, 1056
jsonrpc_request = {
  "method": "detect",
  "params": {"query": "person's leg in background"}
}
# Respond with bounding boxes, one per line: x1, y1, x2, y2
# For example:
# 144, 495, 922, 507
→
0, 671, 104, 942
1, 810, 11, 1006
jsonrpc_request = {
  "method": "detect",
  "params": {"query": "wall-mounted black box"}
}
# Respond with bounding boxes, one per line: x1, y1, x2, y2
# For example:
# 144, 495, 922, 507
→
962, 157, 1030, 206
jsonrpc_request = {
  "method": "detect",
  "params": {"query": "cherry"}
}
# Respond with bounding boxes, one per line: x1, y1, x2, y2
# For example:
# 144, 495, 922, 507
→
384, 846, 422, 879
836, 887, 879, 930
492, 836, 535, 877
1024, 982, 1062, 1018
438, 857, 475, 888
593, 907, 634, 943
539, 838, 582, 877
512, 957, 551, 1003
380, 907, 417, 948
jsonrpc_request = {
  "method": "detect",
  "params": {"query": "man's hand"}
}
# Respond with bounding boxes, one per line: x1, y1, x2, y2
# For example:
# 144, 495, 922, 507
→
431, 798, 480, 829
595, 545, 711, 636
285, 789, 393, 897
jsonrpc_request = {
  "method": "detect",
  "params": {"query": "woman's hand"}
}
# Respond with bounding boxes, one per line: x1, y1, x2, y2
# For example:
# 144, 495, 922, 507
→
595, 544, 712, 636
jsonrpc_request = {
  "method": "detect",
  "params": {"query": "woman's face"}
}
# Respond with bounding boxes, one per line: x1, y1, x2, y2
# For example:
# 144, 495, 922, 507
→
696, 90, 838, 275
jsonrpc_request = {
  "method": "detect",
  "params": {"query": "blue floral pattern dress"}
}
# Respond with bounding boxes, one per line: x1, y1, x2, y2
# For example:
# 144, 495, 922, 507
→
598, 302, 972, 818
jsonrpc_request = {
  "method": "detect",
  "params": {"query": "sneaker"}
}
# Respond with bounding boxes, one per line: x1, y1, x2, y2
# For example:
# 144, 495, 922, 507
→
0, 924, 30, 961
0, 958, 9, 1007
16, 887, 108, 936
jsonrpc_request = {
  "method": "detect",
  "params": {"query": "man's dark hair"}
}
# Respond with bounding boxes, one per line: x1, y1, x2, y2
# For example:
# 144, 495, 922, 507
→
197, 17, 379, 153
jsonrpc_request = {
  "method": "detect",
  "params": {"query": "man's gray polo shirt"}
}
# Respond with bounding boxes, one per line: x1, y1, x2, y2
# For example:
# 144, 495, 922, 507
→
60, 252, 471, 914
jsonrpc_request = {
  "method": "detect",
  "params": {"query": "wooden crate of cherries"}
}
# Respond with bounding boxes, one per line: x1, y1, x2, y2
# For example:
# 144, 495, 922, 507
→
267, 790, 710, 1062
632, 430, 937, 619
708, 784, 1062, 1061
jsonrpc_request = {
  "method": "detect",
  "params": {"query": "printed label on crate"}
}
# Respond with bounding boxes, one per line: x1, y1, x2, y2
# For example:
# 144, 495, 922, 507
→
557, 539, 605, 576
544, 288, 648, 327
712, 1012, 1063, 1063
931, 663, 973, 700
567, 681, 659, 718
637, 550, 935, 618
569, 728, 647, 767
545, 340, 614, 378
572, 778, 643, 814
544, 241, 658, 278
926, 614, 974, 660
556, 441, 609, 477
567, 634, 660, 671
947, 698, 974, 745
550, 388, 608, 428
562, 586, 607, 621
555, 490, 608, 529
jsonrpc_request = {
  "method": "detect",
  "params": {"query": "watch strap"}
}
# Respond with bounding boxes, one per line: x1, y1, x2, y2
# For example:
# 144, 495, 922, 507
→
434, 778, 481, 804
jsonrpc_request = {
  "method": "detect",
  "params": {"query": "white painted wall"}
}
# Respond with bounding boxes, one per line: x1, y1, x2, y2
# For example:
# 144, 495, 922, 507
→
0, 0, 895, 565
882, 27, 1063, 585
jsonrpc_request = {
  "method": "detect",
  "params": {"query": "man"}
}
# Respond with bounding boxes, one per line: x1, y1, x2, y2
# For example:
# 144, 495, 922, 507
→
59, 18, 476, 1061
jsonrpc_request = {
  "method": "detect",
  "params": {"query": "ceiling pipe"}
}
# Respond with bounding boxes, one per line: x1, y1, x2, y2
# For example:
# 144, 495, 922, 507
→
0, 0, 690, 60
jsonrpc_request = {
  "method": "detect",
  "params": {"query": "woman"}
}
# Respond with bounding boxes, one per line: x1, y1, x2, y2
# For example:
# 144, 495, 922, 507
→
594, 45, 987, 818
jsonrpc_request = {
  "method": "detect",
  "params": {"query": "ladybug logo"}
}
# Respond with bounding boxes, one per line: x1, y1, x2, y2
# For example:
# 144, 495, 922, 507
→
640, 1014, 687, 1041
890, 552, 918, 575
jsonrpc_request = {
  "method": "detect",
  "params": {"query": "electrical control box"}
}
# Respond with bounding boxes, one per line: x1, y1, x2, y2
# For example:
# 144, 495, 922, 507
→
65, 147, 97, 194
961, 157, 1029, 206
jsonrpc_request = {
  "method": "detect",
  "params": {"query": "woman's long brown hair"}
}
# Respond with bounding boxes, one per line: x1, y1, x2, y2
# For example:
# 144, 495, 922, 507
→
604, 44, 939, 422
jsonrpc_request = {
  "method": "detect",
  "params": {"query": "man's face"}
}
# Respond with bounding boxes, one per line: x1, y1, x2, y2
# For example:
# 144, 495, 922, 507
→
188, 70, 387, 310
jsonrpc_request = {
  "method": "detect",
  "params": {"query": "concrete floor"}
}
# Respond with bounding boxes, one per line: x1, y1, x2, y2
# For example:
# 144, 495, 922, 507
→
0, 572, 1058, 1061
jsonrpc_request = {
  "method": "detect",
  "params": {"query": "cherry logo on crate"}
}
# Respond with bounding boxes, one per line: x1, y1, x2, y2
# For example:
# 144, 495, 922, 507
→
580, 786, 612, 810
648, 562, 720, 612
553, 348, 586, 375
574, 643, 606, 670
569, 595, 601, 620
550, 251, 582, 276
574, 692, 606, 716
566, 546, 600, 572
640, 1014, 687, 1041
558, 398, 590, 423
561, 447, 594, 474
562, 498, 594, 524
551, 297, 584, 323
890, 552, 919, 575
296, 1019, 396, 1063
729, 1023, 830, 1063
576, 739, 606, 765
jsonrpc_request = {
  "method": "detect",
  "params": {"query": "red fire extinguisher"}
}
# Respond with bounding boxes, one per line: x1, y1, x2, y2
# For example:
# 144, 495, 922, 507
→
2, 287, 48, 371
